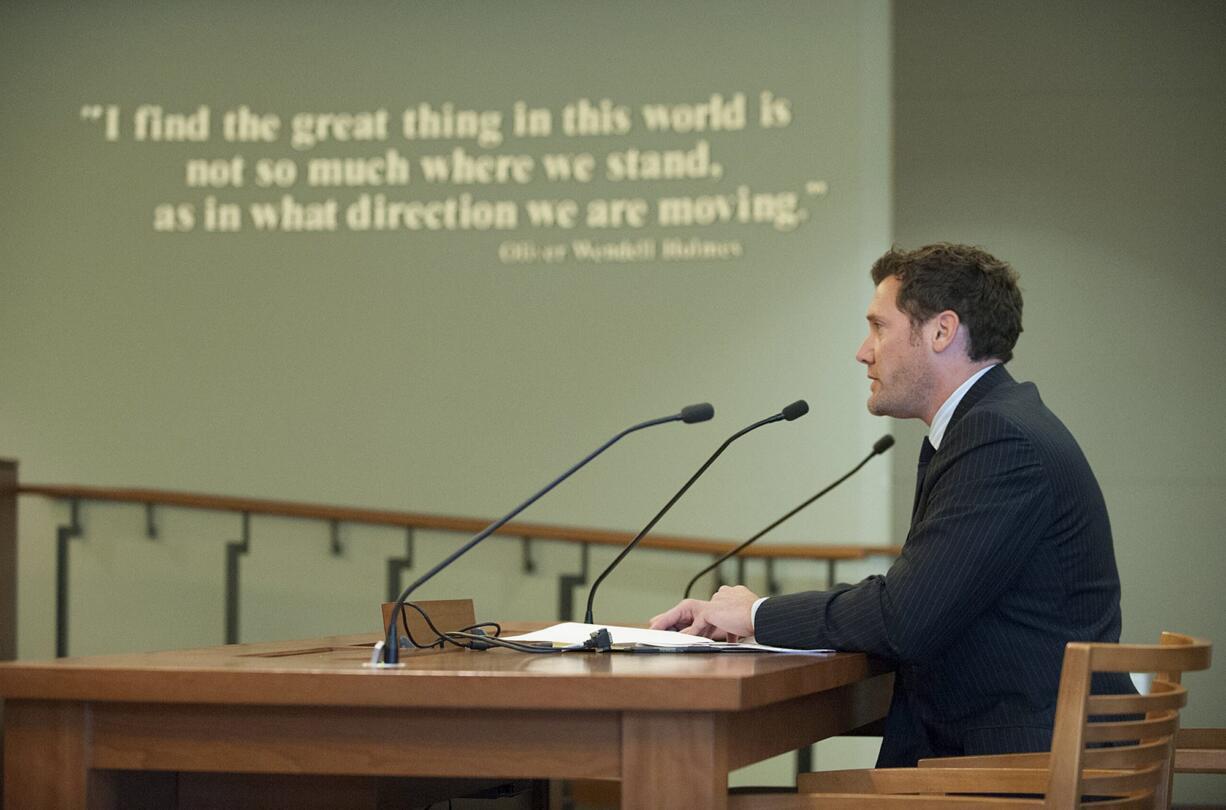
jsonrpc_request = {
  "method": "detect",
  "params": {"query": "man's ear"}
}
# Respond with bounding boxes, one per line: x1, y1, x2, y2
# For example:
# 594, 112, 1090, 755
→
930, 310, 961, 354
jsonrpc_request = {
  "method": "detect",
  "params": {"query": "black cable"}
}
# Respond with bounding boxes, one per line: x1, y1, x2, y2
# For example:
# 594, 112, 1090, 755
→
444, 631, 566, 654
397, 603, 499, 648
397, 603, 441, 649
396, 601, 567, 654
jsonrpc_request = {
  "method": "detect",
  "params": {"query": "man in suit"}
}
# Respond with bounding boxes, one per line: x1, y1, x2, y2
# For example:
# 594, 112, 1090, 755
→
650, 243, 1130, 766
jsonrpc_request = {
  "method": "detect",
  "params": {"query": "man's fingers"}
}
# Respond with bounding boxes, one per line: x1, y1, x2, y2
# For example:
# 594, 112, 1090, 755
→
649, 601, 693, 631
650, 596, 749, 638
687, 613, 721, 639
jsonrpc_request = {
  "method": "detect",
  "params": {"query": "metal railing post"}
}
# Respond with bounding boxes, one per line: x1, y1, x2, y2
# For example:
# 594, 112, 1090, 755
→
385, 527, 415, 602
1, 459, 17, 661
55, 499, 82, 658
557, 543, 589, 621
224, 513, 251, 645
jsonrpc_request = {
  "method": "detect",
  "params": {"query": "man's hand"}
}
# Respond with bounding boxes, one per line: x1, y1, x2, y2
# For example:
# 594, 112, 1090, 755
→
648, 585, 759, 641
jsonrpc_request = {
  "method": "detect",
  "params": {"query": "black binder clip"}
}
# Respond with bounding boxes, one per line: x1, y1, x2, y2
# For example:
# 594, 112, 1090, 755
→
583, 628, 613, 652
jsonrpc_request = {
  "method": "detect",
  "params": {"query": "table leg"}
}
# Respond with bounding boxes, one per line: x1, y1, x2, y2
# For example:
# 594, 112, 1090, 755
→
620, 712, 727, 810
3, 701, 107, 810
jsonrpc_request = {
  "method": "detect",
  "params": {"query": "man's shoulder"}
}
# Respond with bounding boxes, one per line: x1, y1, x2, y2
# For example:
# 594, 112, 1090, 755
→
950, 373, 1083, 463
954, 364, 1046, 424
976, 377, 1044, 423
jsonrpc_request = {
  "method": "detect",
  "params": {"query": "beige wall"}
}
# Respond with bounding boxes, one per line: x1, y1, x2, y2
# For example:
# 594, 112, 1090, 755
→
892, 1, 1226, 801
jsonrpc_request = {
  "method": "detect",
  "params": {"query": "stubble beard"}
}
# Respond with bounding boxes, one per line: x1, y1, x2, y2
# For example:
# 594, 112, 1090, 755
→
866, 360, 934, 421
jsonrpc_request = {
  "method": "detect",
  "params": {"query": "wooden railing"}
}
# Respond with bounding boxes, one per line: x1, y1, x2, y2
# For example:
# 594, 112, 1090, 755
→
7, 471, 901, 657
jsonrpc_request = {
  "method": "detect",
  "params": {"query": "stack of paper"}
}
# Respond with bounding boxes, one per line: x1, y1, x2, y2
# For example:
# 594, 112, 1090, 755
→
503, 622, 833, 654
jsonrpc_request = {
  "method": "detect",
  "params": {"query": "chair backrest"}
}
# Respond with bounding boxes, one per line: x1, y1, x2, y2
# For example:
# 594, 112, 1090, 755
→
1045, 631, 1212, 809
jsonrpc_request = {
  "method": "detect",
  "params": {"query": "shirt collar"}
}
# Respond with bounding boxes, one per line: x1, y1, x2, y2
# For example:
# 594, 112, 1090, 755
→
928, 364, 999, 450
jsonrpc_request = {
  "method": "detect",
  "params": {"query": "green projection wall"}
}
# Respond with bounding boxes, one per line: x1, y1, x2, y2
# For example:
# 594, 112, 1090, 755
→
0, 0, 892, 695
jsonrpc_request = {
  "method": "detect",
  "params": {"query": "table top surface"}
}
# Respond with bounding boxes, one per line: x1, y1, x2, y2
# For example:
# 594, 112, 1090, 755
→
0, 627, 888, 713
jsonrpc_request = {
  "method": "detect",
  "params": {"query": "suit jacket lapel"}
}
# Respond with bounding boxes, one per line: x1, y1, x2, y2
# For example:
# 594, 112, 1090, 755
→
912, 365, 1015, 524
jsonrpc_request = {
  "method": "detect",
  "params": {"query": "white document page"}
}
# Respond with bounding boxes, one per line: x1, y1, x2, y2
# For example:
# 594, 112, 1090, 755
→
503, 622, 834, 654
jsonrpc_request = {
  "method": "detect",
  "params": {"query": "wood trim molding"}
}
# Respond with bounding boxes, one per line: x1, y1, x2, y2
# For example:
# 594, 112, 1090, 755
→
19, 483, 901, 562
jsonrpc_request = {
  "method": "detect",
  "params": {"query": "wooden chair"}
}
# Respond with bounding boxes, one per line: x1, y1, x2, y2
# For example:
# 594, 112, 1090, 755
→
1157, 643, 1226, 781
1173, 727, 1226, 775
729, 632, 1212, 809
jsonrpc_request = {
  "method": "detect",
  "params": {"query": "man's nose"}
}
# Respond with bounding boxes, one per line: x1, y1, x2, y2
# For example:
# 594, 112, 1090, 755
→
855, 337, 872, 365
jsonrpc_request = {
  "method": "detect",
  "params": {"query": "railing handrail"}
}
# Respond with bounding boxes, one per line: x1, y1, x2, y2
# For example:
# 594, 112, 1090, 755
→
18, 484, 901, 560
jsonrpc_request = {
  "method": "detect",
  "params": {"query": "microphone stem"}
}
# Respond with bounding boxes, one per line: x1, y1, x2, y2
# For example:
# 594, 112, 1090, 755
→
683, 450, 875, 599
383, 411, 683, 664
583, 413, 783, 624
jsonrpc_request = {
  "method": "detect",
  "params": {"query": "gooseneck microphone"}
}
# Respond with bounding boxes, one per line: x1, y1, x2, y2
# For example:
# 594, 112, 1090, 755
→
682, 434, 894, 598
381, 402, 714, 664
583, 400, 809, 624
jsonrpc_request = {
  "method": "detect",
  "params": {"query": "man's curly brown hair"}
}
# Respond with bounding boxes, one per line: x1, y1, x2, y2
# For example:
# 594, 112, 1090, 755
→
871, 243, 1023, 363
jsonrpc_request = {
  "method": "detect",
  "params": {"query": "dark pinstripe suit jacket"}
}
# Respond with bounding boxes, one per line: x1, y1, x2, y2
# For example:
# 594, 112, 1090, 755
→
754, 365, 1131, 766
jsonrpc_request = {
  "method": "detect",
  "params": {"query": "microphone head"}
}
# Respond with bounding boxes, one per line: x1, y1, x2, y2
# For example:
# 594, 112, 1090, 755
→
781, 400, 809, 421
680, 402, 715, 424
873, 434, 896, 455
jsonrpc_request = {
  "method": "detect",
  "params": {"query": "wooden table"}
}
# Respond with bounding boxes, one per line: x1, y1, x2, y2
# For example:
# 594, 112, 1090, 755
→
0, 631, 892, 809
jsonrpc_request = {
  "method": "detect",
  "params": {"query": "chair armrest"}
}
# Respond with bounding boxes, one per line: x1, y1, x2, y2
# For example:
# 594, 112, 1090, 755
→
916, 752, 1050, 769
797, 766, 1051, 795
731, 795, 1026, 809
